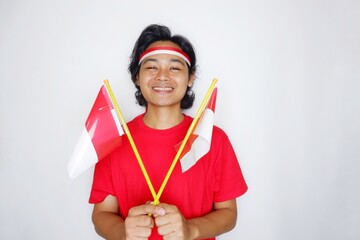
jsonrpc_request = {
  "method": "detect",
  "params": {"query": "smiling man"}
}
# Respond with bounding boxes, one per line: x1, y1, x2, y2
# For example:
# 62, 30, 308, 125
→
89, 24, 247, 240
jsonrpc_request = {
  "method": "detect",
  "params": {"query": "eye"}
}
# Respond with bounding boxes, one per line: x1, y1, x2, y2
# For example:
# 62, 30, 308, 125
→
170, 64, 184, 71
145, 65, 157, 70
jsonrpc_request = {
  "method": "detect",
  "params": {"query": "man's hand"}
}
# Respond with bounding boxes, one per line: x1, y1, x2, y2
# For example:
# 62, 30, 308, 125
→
93, 197, 237, 240
125, 203, 166, 239
154, 203, 196, 240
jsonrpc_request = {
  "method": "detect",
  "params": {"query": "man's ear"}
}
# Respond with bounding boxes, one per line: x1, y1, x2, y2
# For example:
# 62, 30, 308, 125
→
188, 74, 196, 87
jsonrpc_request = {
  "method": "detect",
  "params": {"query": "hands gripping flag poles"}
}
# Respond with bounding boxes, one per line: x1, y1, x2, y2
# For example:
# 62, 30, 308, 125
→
68, 78, 218, 205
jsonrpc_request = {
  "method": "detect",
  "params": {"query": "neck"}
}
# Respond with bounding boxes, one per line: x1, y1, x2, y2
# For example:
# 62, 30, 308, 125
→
143, 107, 184, 129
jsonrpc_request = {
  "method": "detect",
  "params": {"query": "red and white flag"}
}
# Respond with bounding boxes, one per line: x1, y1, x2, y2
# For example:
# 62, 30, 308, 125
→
179, 87, 218, 172
68, 85, 124, 179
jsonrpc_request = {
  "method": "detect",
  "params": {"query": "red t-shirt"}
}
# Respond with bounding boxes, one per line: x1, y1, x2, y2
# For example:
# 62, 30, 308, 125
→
89, 114, 247, 239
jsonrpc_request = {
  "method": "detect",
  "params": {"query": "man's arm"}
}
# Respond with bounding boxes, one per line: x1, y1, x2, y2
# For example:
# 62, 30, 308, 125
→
92, 195, 125, 240
155, 199, 238, 239
189, 199, 238, 239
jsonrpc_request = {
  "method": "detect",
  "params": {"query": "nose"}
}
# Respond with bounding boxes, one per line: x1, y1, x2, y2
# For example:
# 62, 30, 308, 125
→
156, 68, 169, 81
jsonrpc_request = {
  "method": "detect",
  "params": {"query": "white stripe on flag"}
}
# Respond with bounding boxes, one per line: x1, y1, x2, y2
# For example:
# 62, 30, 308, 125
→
110, 108, 124, 136
68, 127, 98, 179
180, 108, 214, 172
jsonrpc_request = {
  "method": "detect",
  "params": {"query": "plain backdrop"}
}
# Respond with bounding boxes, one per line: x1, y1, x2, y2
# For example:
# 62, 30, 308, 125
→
1, 0, 359, 239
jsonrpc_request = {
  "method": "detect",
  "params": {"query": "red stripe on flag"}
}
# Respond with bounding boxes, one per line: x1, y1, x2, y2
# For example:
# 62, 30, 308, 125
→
206, 87, 217, 112
177, 133, 199, 160
85, 86, 122, 160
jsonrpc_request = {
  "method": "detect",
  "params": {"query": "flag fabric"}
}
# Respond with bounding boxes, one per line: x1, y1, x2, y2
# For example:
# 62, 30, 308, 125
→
68, 85, 124, 179
179, 87, 218, 172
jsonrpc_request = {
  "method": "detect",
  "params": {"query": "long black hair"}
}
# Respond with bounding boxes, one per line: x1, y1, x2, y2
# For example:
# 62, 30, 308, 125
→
128, 24, 197, 109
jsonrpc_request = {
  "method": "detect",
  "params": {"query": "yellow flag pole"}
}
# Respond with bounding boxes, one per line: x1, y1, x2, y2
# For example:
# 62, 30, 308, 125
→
103, 80, 157, 200
153, 78, 218, 205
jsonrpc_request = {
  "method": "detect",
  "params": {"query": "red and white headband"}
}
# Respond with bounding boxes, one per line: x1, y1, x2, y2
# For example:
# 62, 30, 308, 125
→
138, 46, 191, 66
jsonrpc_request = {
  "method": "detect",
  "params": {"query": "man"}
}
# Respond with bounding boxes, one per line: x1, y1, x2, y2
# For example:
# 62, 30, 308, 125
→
90, 24, 247, 239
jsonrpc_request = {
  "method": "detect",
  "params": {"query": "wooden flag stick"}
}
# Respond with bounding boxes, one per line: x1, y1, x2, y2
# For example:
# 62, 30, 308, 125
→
153, 78, 218, 205
103, 80, 157, 200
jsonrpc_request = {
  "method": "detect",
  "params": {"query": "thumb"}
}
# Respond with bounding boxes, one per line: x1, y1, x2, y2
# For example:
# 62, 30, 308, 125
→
152, 206, 166, 217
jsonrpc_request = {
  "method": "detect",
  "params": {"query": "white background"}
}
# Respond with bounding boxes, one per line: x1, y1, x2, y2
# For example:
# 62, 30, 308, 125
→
1, 0, 359, 239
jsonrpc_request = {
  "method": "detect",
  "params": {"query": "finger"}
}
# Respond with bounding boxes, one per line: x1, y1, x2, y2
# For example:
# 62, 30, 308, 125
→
152, 206, 166, 217
126, 225, 153, 238
157, 203, 179, 214
155, 204, 183, 227
156, 223, 174, 237
127, 214, 154, 227
128, 204, 163, 216
125, 215, 154, 238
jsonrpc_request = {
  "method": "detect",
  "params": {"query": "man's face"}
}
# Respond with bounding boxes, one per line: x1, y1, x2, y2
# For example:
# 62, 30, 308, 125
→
136, 41, 195, 109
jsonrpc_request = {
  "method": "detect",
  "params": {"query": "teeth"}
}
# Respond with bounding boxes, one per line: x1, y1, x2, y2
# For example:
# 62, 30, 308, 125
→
153, 87, 172, 91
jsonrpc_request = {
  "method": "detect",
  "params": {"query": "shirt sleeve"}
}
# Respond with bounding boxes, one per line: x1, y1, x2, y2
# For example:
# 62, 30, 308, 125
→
89, 156, 115, 204
213, 128, 248, 202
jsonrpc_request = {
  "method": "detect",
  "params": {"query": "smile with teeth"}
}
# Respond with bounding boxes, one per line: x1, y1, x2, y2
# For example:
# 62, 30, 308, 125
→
153, 87, 173, 91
